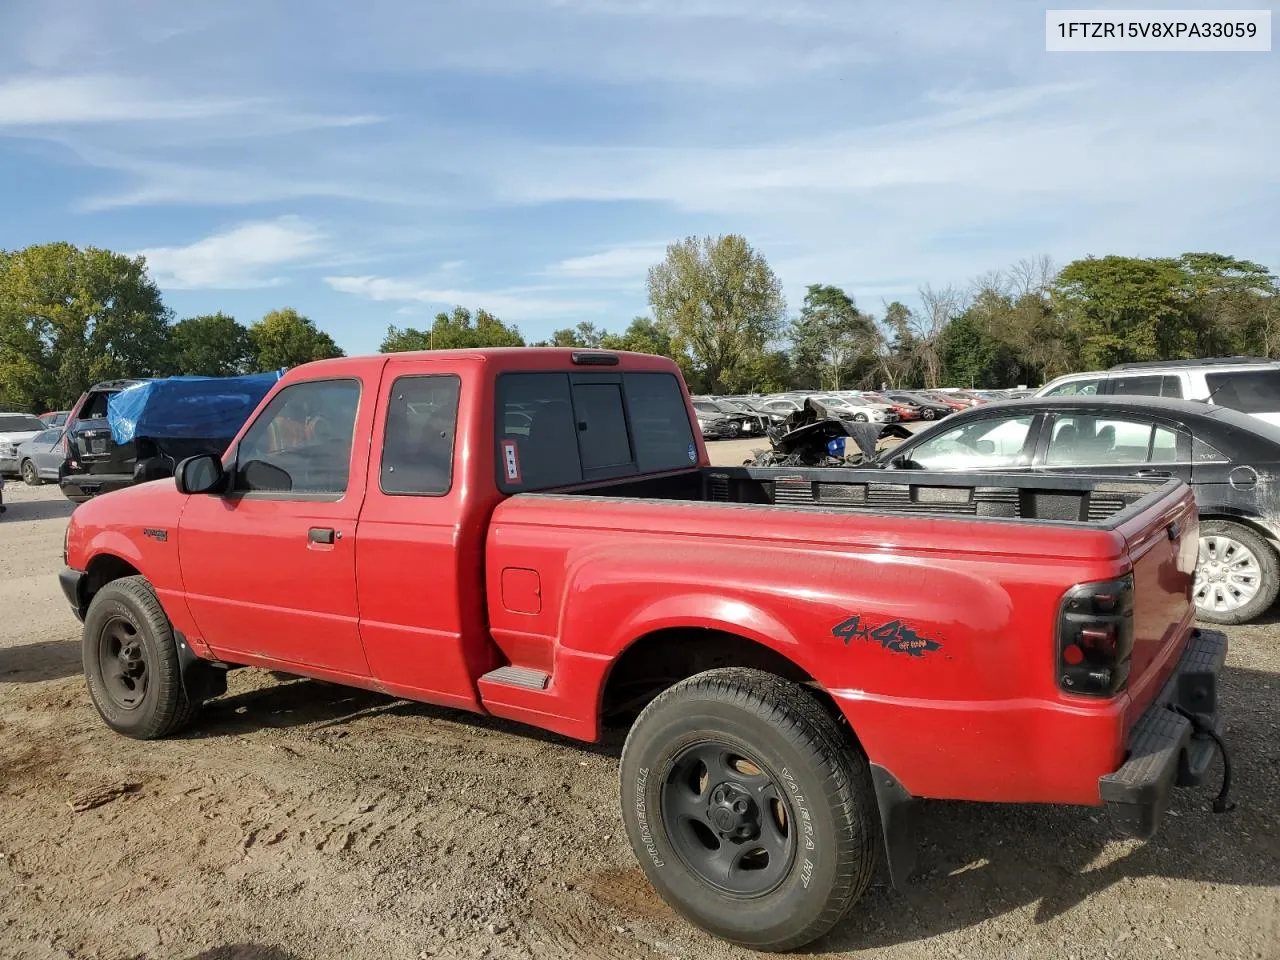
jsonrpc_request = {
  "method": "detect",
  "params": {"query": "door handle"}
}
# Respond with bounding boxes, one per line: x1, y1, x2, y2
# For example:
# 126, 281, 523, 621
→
308, 527, 337, 544
1133, 469, 1172, 478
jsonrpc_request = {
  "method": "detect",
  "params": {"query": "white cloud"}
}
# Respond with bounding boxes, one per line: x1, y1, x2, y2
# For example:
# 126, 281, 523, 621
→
324, 274, 602, 321
544, 243, 667, 279
135, 217, 326, 289
0, 75, 251, 126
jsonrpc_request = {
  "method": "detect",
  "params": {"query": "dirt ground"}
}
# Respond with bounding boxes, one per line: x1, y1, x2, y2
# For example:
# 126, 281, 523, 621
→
1, 479, 1277, 960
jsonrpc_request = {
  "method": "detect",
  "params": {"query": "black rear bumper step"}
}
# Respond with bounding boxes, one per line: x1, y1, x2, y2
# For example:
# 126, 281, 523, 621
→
1099, 628, 1228, 838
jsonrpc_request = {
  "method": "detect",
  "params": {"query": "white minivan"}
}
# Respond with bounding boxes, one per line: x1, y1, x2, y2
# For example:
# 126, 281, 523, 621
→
1036, 357, 1280, 426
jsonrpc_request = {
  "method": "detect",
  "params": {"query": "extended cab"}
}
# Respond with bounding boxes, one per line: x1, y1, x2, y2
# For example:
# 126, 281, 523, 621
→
60, 348, 1227, 951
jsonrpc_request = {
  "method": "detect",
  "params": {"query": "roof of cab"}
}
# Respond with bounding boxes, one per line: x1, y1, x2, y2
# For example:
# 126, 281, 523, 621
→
284, 347, 680, 377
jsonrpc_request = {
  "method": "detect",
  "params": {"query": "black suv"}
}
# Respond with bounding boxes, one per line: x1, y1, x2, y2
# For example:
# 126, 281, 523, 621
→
60, 379, 151, 502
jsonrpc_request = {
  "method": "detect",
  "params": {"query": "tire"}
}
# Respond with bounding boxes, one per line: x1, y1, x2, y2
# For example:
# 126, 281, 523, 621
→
82, 576, 202, 739
619, 668, 877, 951
20, 459, 41, 486
1194, 520, 1280, 625
922, 409, 936, 420
852, 413, 868, 423
726, 421, 741, 438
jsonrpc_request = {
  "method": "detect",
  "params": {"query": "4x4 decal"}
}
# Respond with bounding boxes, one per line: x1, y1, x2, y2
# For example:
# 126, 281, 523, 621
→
832, 615, 942, 657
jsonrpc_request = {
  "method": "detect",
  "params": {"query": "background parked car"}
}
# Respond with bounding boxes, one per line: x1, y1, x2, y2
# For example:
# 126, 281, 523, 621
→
882, 394, 1280, 624
0, 413, 49, 477
16, 428, 68, 485
1035, 357, 1280, 426
861, 391, 924, 421
882, 392, 951, 420
811, 393, 899, 422
39, 410, 70, 428
690, 398, 767, 437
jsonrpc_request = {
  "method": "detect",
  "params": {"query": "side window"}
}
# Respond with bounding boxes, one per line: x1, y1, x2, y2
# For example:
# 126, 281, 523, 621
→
1204, 370, 1280, 414
1044, 378, 1101, 397
33, 429, 57, 444
1045, 416, 1154, 465
1151, 426, 1180, 462
381, 375, 460, 496
572, 382, 633, 471
1111, 375, 1164, 397
1161, 375, 1183, 398
234, 379, 361, 496
906, 416, 1034, 469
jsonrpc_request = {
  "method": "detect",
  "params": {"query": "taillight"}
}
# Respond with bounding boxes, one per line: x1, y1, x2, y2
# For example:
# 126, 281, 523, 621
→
1057, 574, 1134, 697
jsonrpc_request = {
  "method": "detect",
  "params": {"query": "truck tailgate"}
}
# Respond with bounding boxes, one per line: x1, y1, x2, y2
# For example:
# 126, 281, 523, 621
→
1116, 482, 1199, 720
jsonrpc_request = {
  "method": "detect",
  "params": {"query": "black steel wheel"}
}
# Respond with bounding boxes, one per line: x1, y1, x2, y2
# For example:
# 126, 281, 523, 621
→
620, 668, 878, 951
660, 741, 796, 897
20, 459, 41, 486
96, 615, 150, 710
82, 576, 202, 739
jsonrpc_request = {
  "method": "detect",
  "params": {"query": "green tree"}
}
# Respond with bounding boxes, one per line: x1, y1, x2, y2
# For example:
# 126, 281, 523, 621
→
789, 284, 878, 389
539, 321, 604, 348
599, 316, 674, 357
381, 306, 524, 352
0, 242, 171, 409
168, 312, 254, 376
1053, 256, 1192, 368
647, 234, 785, 393
249, 307, 344, 370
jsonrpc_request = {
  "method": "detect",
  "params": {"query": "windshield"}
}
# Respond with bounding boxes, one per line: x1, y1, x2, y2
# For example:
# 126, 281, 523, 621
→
0, 415, 45, 432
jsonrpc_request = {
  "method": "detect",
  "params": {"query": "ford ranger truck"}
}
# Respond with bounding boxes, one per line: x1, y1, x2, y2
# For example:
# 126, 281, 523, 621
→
59, 348, 1227, 951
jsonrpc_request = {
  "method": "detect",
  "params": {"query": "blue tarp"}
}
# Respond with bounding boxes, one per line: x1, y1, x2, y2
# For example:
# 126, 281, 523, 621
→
107, 372, 284, 445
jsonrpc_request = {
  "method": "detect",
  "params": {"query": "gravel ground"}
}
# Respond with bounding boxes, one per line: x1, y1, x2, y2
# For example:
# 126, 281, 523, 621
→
1, 479, 1277, 960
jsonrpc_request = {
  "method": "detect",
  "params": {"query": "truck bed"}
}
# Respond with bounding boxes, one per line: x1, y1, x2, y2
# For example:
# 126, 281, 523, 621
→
560, 465, 1174, 528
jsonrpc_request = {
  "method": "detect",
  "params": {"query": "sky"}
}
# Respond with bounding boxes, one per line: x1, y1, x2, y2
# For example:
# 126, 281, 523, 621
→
1, 0, 1277, 354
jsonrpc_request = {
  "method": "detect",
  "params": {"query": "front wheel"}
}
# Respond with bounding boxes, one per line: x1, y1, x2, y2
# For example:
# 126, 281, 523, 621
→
921, 408, 936, 420
852, 413, 868, 423
1194, 520, 1279, 625
82, 576, 202, 739
21, 460, 41, 486
619, 668, 877, 951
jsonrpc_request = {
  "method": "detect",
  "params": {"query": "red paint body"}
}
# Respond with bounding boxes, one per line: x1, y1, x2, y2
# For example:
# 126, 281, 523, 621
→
64, 348, 1198, 808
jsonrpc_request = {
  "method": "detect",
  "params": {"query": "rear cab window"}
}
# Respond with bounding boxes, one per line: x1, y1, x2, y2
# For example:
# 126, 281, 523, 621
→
495, 371, 696, 491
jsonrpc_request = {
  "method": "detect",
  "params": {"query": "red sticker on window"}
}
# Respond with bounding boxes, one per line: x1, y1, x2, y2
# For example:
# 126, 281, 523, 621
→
501, 439, 522, 483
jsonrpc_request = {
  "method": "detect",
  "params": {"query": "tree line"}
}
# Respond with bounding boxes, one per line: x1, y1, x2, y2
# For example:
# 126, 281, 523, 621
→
0, 243, 343, 411
4, 236, 1276, 411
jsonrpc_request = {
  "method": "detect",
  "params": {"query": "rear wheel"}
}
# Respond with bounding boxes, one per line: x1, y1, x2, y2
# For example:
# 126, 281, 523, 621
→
1194, 520, 1279, 625
620, 668, 877, 951
20, 459, 40, 486
921, 408, 936, 420
726, 421, 741, 438
82, 576, 202, 739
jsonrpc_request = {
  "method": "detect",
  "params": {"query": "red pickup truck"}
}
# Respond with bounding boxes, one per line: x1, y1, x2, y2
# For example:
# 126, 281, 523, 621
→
60, 348, 1227, 950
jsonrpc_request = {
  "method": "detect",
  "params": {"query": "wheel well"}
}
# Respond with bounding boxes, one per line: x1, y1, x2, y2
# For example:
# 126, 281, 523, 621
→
82, 555, 142, 612
1201, 513, 1280, 551
600, 627, 848, 732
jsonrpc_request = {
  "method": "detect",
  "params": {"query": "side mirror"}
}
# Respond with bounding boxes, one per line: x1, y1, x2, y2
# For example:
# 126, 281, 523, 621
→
175, 454, 225, 495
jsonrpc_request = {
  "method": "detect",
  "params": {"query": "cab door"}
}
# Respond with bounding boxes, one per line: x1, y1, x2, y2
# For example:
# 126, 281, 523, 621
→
177, 374, 374, 677
354, 364, 497, 710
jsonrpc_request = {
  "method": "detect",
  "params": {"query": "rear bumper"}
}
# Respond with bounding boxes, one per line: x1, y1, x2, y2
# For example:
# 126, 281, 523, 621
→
60, 472, 133, 502
1098, 627, 1228, 838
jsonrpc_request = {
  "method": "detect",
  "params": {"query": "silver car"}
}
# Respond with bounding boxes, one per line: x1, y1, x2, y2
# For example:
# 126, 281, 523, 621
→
16, 428, 67, 485
0, 413, 48, 477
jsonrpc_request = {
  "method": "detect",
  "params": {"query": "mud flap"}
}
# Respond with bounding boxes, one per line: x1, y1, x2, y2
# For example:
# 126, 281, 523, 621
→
174, 631, 228, 702
870, 763, 918, 889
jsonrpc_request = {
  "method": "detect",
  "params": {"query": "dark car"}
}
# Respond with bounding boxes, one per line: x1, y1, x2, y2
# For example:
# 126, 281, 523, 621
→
884, 392, 951, 420
60, 379, 151, 502
881, 395, 1280, 624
